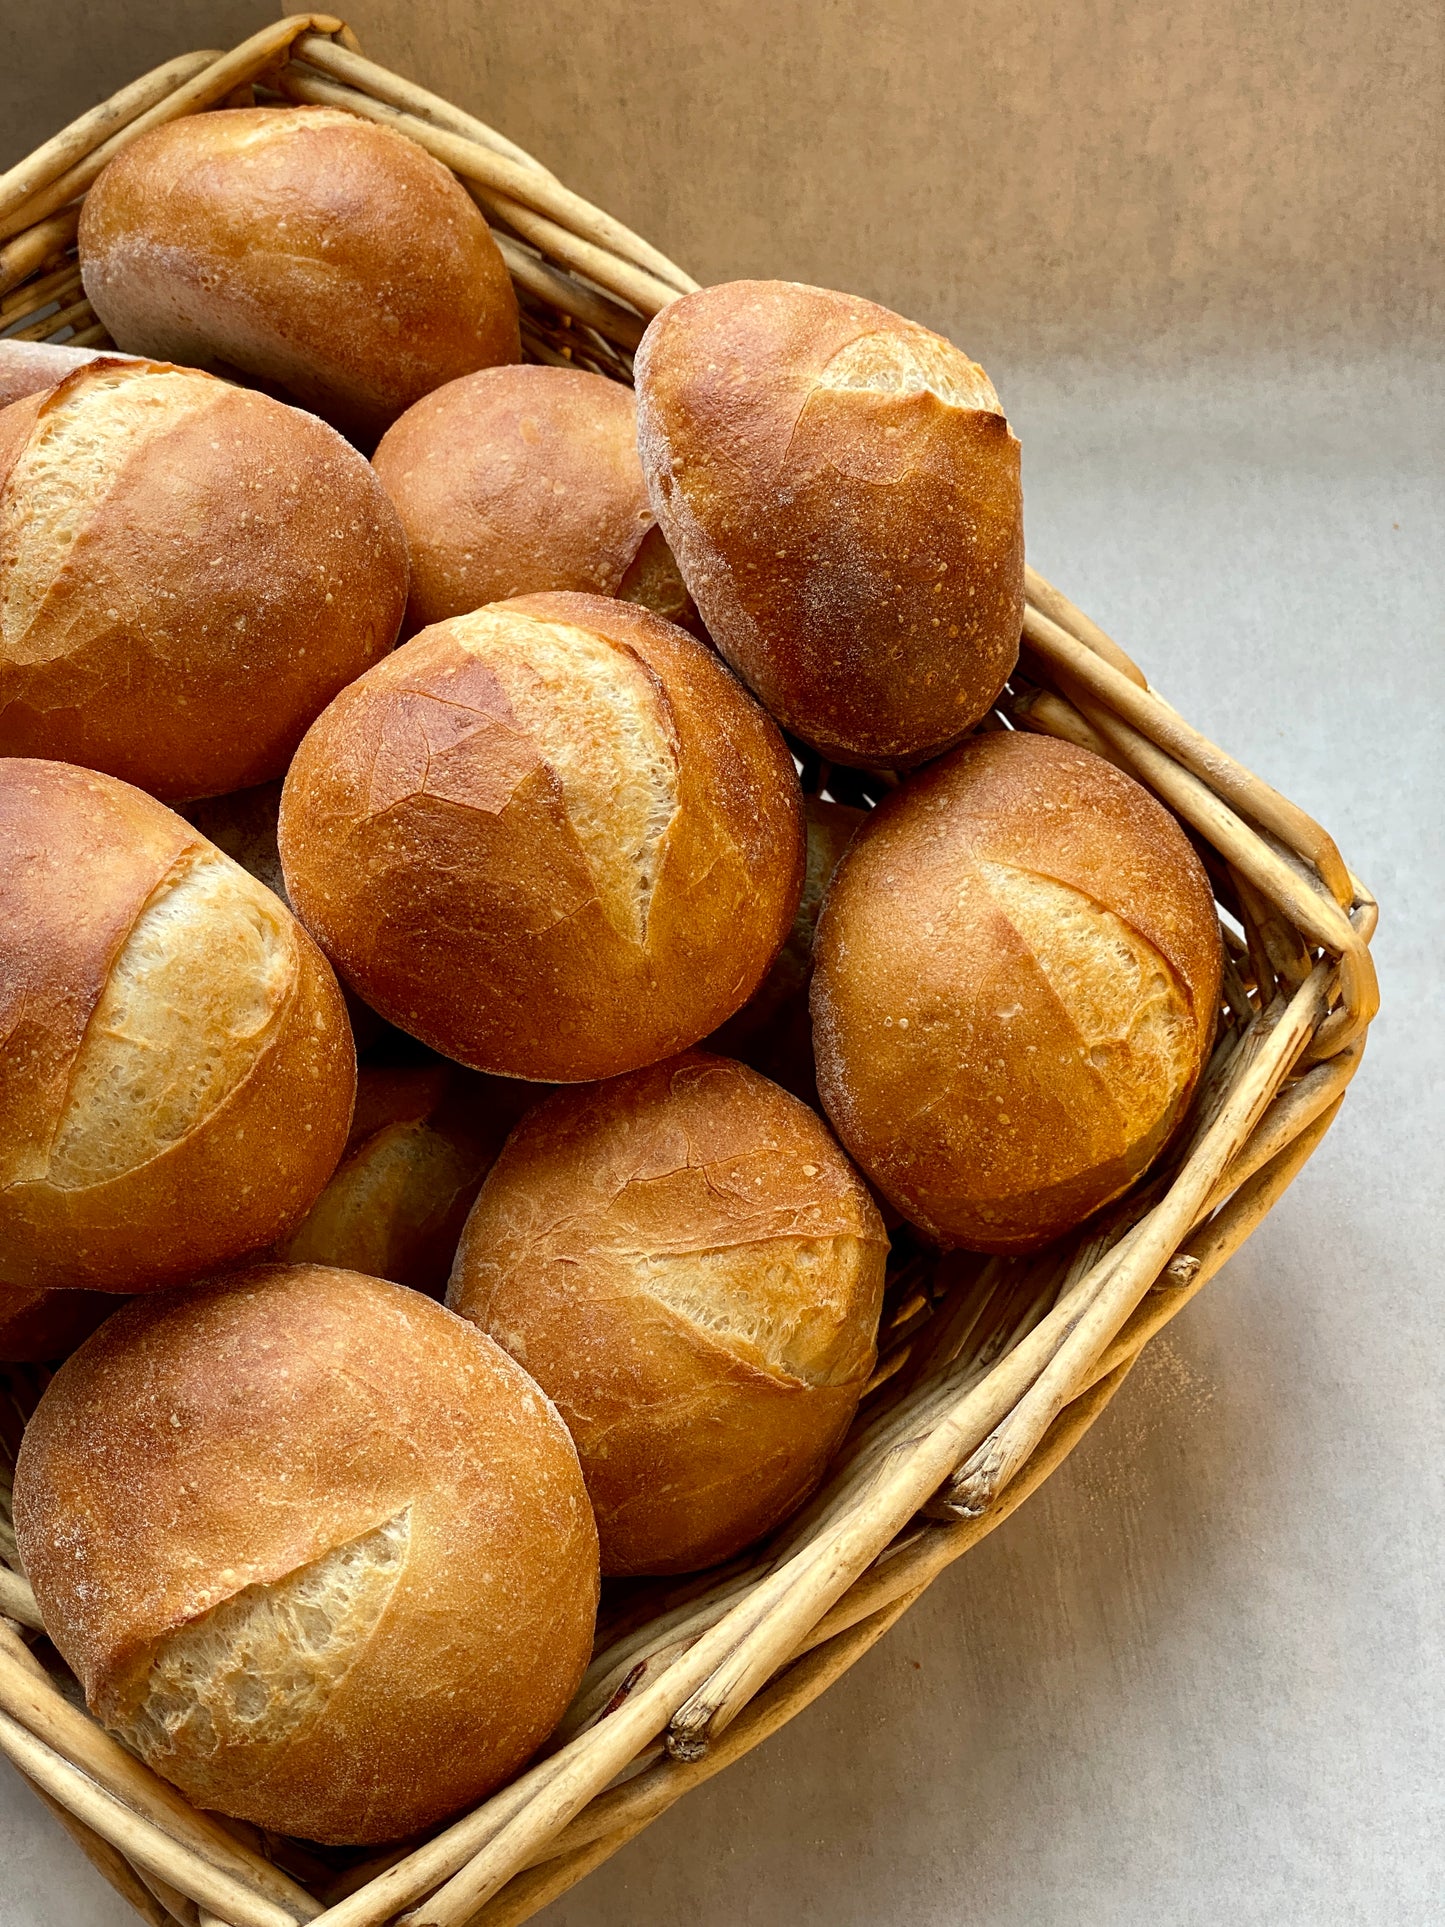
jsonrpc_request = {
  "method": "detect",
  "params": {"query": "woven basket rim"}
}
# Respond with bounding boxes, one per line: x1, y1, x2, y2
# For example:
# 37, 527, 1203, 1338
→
0, 16, 1379, 1927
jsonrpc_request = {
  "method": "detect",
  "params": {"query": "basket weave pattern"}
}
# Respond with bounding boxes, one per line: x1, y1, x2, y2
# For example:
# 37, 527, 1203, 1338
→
0, 16, 1380, 1927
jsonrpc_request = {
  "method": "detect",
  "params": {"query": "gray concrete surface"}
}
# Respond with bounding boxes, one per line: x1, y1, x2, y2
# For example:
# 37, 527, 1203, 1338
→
2, 343, 1438, 1925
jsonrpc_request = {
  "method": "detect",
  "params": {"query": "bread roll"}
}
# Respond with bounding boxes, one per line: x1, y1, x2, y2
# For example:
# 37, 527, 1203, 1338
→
372, 365, 695, 633
449, 1051, 888, 1574
635, 279, 1024, 768
0, 359, 407, 801
13, 1264, 598, 1844
0, 1284, 114, 1363
281, 1063, 537, 1294
79, 107, 520, 440
812, 733, 1222, 1252
709, 794, 865, 1098
279, 591, 805, 1082
0, 761, 355, 1293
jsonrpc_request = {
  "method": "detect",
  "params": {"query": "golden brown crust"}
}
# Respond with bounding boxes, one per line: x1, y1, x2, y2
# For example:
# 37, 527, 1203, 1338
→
13, 1264, 599, 1844
448, 1051, 887, 1575
635, 279, 1024, 767
372, 365, 686, 632
0, 761, 356, 1292
0, 362, 408, 801
279, 592, 805, 1082
812, 734, 1223, 1251
79, 107, 520, 440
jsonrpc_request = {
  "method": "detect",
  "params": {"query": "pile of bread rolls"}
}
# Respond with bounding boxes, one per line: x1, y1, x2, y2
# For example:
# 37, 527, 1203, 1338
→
0, 104, 1222, 1846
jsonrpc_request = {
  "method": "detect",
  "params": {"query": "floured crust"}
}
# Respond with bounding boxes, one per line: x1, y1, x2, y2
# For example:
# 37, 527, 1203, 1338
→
449, 1050, 887, 1574
635, 279, 1024, 767
372, 365, 689, 632
279, 592, 805, 1082
0, 360, 408, 800
0, 761, 355, 1292
812, 733, 1223, 1251
79, 106, 520, 439
12, 1265, 599, 1843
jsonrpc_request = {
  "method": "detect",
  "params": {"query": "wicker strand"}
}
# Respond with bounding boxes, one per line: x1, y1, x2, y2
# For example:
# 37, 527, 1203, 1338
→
1024, 567, 1147, 687
0, 209, 81, 300
938, 963, 1333, 1520
493, 236, 645, 352
0, 260, 82, 323
0, 1567, 41, 1629
8, 295, 97, 343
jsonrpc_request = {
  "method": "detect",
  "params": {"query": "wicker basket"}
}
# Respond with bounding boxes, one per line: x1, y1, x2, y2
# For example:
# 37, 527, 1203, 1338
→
0, 15, 1380, 1927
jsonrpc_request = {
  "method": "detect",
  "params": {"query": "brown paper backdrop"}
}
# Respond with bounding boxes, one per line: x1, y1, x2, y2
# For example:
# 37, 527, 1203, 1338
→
345, 0, 1442, 359
5, 2, 1438, 363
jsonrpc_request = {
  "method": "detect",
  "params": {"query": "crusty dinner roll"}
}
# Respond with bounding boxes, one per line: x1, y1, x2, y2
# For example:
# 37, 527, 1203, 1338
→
0, 359, 407, 800
0, 761, 355, 1294
449, 1051, 888, 1575
280, 591, 804, 1082
710, 794, 865, 1098
0, 1285, 114, 1363
636, 279, 1024, 768
79, 106, 520, 440
13, 1265, 599, 1844
812, 733, 1222, 1252
372, 365, 695, 633
281, 1063, 537, 1295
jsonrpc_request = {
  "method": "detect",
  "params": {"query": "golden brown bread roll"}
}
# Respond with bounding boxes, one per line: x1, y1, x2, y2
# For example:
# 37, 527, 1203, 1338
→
0, 761, 355, 1293
0, 359, 407, 801
279, 591, 805, 1083
812, 733, 1223, 1252
709, 794, 865, 1099
449, 1051, 888, 1575
79, 106, 520, 440
372, 365, 695, 633
635, 279, 1024, 768
13, 1264, 599, 1844
0, 1284, 114, 1363
281, 1063, 538, 1294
